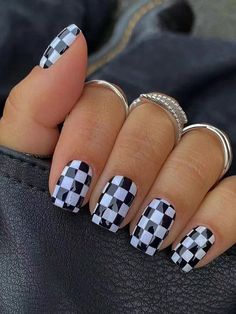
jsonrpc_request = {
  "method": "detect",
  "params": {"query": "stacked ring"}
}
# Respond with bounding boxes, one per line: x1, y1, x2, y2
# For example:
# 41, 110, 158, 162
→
130, 92, 188, 143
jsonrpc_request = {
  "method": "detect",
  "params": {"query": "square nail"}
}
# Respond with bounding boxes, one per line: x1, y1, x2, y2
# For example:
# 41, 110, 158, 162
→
171, 226, 215, 273
130, 198, 176, 256
40, 24, 81, 68
92, 176, 137, 233
51, 160, 92, 213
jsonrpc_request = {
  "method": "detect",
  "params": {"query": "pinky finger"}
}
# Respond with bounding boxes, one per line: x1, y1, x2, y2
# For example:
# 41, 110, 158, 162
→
171, 176, 236, 273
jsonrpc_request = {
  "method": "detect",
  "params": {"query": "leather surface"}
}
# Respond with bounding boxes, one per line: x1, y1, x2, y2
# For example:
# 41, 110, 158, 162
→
0, 146, 235, 314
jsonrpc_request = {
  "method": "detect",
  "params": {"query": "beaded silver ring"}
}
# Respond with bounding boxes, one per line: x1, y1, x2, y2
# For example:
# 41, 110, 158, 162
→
130, 93, 188, 143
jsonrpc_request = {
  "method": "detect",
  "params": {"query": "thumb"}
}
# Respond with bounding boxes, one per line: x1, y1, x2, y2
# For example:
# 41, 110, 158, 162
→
0, 24, 87, 155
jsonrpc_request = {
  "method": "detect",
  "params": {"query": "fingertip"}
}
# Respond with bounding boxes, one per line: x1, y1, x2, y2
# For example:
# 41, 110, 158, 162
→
39, 24, 87, 70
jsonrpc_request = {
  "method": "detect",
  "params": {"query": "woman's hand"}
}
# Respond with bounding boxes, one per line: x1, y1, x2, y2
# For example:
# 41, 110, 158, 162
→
0, 24, 235, 273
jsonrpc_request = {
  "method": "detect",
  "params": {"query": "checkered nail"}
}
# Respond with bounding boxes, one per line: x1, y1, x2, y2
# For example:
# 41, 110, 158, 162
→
40, 24, 81, 68
51, 160, 92, 213
171, 226, 215, 273
92, 176, 137, 233
130, 198, 176, 256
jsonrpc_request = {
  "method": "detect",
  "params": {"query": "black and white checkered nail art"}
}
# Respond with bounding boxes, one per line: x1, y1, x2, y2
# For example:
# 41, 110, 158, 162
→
130, 198, 176, 256
51, 160, 92, 213
171, 226, 215, 273
92, 176, 137, 233
40, 24, 81, 68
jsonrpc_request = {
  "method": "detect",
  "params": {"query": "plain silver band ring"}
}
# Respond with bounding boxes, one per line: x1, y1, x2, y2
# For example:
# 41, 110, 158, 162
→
129, 93, 188, 143
86, 80, 129, 117
182, 123, 233, 179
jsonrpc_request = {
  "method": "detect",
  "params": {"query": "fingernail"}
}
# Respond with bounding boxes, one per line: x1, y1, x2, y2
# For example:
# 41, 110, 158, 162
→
171, 226, 215, 273
40, 24, 81, 68
92, 176, 137, 233
51, 160, 92, 213
130, 198, 176, 256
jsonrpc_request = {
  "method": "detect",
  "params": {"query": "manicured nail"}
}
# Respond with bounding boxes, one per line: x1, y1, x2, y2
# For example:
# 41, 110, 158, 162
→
130, 198, 176, 256
51, 160, 92, 213
40, 24, 81, 68
92, 176, 137, 233
171, 226, 215, 273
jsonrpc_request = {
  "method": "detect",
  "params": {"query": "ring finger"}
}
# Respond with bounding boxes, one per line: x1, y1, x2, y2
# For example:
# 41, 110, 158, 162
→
130, 125, 225, 255
89, 97, 177, 232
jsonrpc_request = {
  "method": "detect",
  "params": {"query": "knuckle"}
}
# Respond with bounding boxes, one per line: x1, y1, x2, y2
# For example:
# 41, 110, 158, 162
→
119, 127, 161, 166
217, 176, 236, 199
7, 87, 17, 106
8, 81, 23, 103
169, 152, 209, 187
4, 85, 22, 118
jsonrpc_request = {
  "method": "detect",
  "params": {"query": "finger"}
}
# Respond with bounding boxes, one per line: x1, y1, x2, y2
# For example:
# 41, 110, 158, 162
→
49, 83, 127, 213
0, 24, 87, 156
171, 176, 236, 273
90, 102, 176, 233
130, 127, 224, 255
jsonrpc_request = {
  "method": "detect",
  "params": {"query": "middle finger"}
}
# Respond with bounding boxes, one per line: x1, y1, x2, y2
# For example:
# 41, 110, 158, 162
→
90, 101, 176, 232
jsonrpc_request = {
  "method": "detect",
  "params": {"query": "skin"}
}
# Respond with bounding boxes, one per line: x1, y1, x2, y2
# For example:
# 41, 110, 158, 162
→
89, 102, 176, 224
0, 32, 235, 271
50, 84, 127, 205
0, 34, 88, 155
130, 129, 224, 249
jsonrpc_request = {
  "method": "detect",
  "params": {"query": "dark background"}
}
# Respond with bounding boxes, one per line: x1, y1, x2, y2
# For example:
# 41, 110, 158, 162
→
121, 0, 236, 40
1, 0, 236, 105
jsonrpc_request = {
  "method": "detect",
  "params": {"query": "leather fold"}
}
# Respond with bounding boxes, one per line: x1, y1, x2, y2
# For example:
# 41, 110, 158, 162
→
0, 146, 235, 313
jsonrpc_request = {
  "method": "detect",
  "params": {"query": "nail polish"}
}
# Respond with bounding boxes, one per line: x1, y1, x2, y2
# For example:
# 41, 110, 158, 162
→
92, 176, 137, 233
40, 24, 81, 68
130, 198, 176, 256
51, 160, 92, 213
171, 226, 215, 273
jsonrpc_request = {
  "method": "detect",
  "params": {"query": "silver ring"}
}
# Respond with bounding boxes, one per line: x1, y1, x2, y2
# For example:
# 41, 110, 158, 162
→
182, 123, 233, 179
86, 80, 129, 117
130, 93, 188, 143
